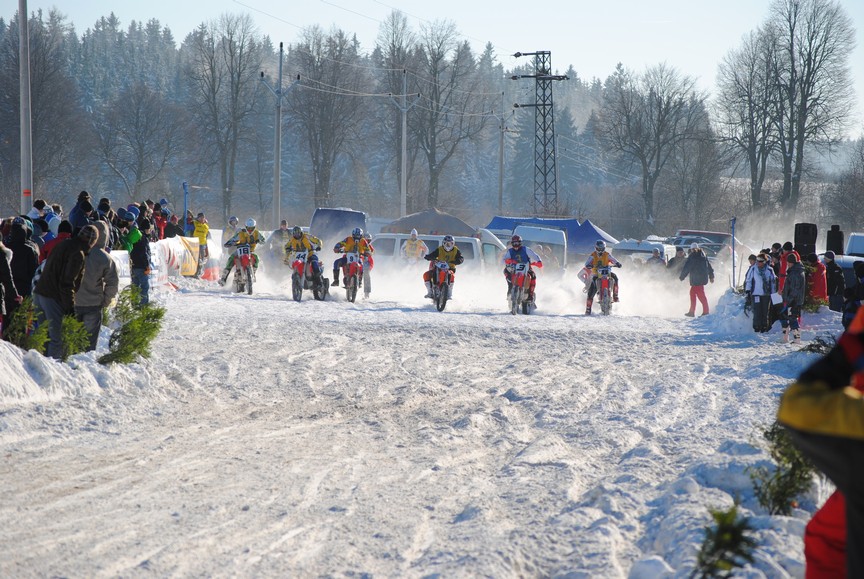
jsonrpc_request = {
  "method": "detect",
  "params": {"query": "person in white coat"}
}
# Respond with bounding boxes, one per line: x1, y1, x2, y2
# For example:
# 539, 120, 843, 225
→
744, 253, 777, 333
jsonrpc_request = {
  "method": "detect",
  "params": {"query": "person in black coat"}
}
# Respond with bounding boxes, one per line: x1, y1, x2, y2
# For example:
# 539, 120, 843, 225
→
0, 240, 22, 339
679, 243, 715, 317
6, 219, 39, 314
33, 225, 99, 358
824, 251, 846, 312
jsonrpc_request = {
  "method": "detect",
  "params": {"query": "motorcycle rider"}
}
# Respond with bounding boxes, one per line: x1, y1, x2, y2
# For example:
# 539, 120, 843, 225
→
218, 218, 266, 286
332, 227, 373, 287
423, 234, 464, 298
284, 225, 325, 282
584, 239, 622, 315
401, 229, 428, 262
221, 215, 240, 246
502, 234, 543, 302
267, 220, 293, 261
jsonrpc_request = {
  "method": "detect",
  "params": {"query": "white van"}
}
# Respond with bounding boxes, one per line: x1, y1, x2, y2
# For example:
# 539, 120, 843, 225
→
370, 229, 505, 273
512, 225, 568, 269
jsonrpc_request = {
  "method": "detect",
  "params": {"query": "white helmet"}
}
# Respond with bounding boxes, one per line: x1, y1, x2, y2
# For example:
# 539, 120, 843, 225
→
410, 228, 418, 239
245, 218, 256, 229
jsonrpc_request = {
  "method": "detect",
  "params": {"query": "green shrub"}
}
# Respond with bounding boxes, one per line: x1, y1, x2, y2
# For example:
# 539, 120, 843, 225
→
5, 297, 48, 354
98, 286, 165, 365
60, 315, 90, 361
691, 502, 757, 578
749, 421, 815, 515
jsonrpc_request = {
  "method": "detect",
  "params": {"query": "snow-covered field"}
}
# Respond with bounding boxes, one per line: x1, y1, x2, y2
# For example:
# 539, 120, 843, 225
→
0, 263, 840, 578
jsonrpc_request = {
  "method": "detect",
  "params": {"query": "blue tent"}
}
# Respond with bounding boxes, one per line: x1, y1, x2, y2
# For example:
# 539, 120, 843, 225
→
485, 216, 617, 254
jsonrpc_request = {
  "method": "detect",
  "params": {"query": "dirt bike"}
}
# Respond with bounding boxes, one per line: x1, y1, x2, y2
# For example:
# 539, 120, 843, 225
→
428, 260, 453, 312
597, 265, 614, 315
507, 260, 536, 315
227, 242, 254, 295
338, 251, 364, 303
289, 251, 329, 302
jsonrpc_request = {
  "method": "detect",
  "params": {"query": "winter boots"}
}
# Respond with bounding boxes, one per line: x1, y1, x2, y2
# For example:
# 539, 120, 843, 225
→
585, 298, 593, 315
424, 281, 433, 298
218, 268, 230, 286
332, 270, 340, 287
793, 329, 801, 344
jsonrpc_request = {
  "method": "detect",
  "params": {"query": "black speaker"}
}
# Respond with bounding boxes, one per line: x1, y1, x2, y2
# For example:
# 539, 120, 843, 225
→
827, 224, 844, 255
794, 222, 817, 258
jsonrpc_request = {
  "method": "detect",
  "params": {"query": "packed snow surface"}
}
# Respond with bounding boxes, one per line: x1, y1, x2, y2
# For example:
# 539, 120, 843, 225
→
0, 264, 840, 577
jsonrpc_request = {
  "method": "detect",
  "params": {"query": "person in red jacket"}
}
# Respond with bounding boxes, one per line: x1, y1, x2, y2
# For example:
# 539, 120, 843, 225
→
38, 220, 72, 263
804, 253, 828, 306
778, 241, 801, 292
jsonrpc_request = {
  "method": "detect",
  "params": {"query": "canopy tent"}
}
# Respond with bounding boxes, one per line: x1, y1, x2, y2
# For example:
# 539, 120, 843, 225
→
484, 216, 617, 254
383, 208, 476, 236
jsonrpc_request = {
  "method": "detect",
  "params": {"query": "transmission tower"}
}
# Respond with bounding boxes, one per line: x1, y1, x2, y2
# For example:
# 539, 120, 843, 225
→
512, 51, 568, 216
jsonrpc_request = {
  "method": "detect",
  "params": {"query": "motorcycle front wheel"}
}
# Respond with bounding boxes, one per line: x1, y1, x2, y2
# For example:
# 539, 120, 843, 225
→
346, 274, 358, 303
436, 282, 449, 312
292, 272, 302, 302
245, 266, 254, 295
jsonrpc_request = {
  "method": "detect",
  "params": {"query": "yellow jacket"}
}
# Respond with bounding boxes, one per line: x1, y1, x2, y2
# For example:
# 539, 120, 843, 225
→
335, 237, 373, 255
285, 234, 322, 256
193, 221, 210, 245
235, 228, 266, 250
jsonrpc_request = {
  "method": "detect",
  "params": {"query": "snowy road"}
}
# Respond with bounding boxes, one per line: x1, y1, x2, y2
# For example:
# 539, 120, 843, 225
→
0, 268, 825, 577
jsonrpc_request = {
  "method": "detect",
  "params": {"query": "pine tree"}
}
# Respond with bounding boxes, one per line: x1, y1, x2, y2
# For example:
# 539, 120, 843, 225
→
98, 286, 165, 365
692, 503, 757, 578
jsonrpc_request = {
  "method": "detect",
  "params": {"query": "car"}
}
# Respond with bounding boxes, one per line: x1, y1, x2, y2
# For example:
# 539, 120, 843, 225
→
369, 229, 505, 274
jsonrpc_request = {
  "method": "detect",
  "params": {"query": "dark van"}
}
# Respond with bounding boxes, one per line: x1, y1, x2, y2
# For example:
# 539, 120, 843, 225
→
309, 207, 368, 247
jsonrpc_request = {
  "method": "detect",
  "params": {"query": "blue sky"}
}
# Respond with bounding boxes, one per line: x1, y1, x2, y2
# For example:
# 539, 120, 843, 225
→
14, 0, 864, 135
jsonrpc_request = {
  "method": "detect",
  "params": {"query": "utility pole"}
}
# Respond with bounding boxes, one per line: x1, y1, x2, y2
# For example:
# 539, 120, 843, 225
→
260, 43, 299, 229
388, 70, 420, 217
489, 91, 515, 214
19, 0, 32, 215
512, 51, 568, 216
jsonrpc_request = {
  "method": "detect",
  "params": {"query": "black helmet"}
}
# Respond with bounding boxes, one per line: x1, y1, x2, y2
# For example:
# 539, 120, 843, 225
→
292, 226, 303, 239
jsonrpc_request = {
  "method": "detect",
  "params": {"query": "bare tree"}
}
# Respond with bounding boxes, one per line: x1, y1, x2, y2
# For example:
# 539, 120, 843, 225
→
766, 0, 855, 212
0, 9, 91, 203
598, 63, 704, 230
92, 82, 187, 202
715, 27, 779, 210
409, 20, 489, 209
823, 138, 864, 231
663, 106, 731, 230
288, 26, 367, 209
183, 13, 264, 220
374, 11, 418, 207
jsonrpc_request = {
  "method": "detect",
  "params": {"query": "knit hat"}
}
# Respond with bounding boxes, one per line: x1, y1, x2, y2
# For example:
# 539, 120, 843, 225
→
77, 190, 91, 202
97, 199, 111, 213
58, 220, 73, 235
806, 253, 819, 264
787, 253, 798, 264
77, 224, 99, 247
824, 251, 836, 260
79, 199, 94, 214
140, 218, 152, 232
690, 242, 699, 250
782, 241, 794, 251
